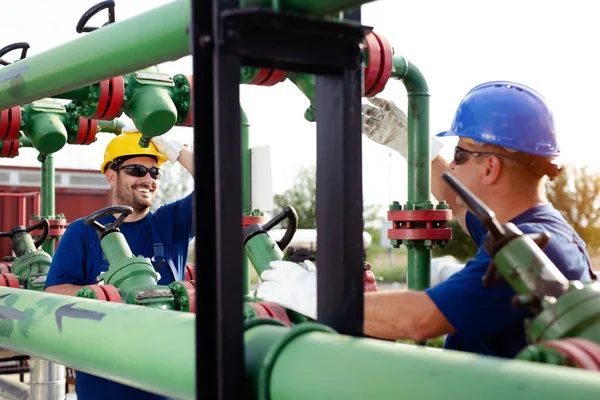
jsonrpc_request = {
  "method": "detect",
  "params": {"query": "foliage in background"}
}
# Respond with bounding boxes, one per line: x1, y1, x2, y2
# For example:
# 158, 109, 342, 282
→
150, 162, 194, 212
432, 219, 477, 262
546, 164, 600, 253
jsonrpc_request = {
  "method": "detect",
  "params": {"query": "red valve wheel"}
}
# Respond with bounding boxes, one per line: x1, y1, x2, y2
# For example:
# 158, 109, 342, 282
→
86, 284, 107, 301
100, 284, 122, 303
99, 76, 125, 120
74, 117, 99, 145
0, 140, 19, 158
0, 106, 21, 141
366, 32, 394, 97
363, 32, 382, 95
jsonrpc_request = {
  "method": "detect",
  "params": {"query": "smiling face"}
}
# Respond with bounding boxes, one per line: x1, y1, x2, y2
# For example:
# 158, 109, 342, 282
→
106, 156, 160, 213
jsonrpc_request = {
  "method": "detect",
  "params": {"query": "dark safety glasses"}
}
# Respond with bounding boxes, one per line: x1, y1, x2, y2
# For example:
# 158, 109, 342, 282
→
111, 164, 161, 180
453, 146, 514, 166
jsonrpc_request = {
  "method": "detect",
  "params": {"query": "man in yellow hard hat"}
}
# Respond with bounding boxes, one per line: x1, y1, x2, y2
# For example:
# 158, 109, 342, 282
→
45, 126, 194, 400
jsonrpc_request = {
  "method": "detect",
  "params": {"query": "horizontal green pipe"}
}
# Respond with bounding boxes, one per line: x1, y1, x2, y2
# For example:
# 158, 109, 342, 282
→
0, 0, 190, 110
97, 119, 126, 135
240, 0, 377, 15
0, 287, 194, 399
246, 323, 600, 400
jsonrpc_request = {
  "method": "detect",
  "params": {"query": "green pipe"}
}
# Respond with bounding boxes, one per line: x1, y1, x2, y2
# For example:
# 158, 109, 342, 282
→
240, 0, 377, 15
97, 119, 126, 135
287, 73, 316, 121
41, 154, 55, 256
242, 106, 252, 296
391, 56, 431, 291
54, 86, 91, 101
245, 322, 600, 400
0, 287, 194, 399
245, 234, 285, 277
0, 0, 190, 110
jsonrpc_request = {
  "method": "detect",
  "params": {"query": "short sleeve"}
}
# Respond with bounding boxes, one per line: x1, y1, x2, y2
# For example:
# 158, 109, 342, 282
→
465, 211, 488, 247
45, 223, 87, 288
425, 248, 530, 338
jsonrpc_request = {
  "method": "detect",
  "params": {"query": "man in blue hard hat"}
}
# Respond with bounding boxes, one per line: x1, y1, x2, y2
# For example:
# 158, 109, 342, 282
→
257, 81, 594, 358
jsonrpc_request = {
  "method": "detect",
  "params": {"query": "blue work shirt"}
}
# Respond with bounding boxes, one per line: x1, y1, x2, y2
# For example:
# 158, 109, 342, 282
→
45, 192, 194, 400
426, 204, 592, 358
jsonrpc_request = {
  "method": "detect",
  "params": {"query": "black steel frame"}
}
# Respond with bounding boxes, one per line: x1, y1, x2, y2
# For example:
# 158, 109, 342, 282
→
192, 2, 368, 398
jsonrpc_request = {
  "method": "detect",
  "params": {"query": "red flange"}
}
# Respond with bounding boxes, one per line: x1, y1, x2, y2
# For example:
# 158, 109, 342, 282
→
366, 32, 394, 97
178, 74, 194, 127
387, 209, 453, 241
185, 264, 195, 281
260, 302, 292, 326
86, 285, 107, 301
249, 69, 272, 85
543, 339, 600, 370
49, 219, 67, 237
242, 215, 265, 228
249, 69, 287, 86
0, 275, 7, 287
249, 302, 272, 319
0, 140, 19, 158
0, 263, 11, 274
73, 117, 99, 145
363, 32, 382, 95
100, 284, 122, 303
0, 106, 21, 141
93, 76, 125, 120
1, 273, 20, 288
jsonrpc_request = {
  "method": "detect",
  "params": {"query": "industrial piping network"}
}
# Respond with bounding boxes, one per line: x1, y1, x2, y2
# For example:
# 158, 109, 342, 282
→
0, 0, 599, 399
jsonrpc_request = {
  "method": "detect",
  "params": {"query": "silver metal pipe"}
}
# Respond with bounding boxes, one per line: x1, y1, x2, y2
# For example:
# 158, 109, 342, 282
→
29, 358, 65, 400
0, 376, 30, 400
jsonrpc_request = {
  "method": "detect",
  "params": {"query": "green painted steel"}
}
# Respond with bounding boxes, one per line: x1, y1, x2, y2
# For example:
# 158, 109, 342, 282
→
244, 322, 600, 400
245, 234, 284, 277
242, 106, 252, 295
287, 73, 316, 121
0, 0, 190, 110
0, 287, 194, 399
8, 228, 52, 291
21, 100, 68, 157
97, 119, 126, 135
123, 68, 178, 140
391, 56, 432, 291
240, 0, 377, 15
41, 155, 55, 256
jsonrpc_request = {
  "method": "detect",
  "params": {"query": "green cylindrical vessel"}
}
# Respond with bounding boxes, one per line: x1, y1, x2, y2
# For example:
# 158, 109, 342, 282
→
0, 287, 194, 399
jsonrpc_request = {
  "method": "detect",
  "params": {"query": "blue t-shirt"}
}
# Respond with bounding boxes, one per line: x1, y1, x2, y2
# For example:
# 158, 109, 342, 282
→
45, 192, 194, 400
426, 204, 592, 358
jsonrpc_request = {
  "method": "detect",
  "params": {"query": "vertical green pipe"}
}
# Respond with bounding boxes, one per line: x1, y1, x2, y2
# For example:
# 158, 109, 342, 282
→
41, 154, 55, 256
245, 323, 600, 400
392, 56, 431, 291
241, 106, 252, 296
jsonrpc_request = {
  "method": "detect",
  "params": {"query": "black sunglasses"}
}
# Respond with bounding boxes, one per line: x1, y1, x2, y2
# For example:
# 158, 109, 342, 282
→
111, 164, 161, 180
453, 146, 514, 166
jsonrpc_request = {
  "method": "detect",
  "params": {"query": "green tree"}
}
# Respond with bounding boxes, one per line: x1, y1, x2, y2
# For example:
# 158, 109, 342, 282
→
546, 164, 600, 252
150, 162, 194, 212
432, 218, 477, 261
273, 165, 382, 229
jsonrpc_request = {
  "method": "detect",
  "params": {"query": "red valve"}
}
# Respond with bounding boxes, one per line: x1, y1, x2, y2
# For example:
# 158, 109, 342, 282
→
0, 106, 21, 141
72, 117, 99, 145
387, 209, 453, 242
0, 140, 19, 158
249, 69, 287, 87
364, 32, 393, 97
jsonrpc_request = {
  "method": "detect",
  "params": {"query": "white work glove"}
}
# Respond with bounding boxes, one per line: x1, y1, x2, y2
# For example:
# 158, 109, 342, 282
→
256, 260, 317, 320
151, 135, 185, 164
362, 97, 444, 162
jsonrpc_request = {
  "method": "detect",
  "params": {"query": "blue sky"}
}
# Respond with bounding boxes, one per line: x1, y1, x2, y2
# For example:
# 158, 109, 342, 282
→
1, 0, 597, 213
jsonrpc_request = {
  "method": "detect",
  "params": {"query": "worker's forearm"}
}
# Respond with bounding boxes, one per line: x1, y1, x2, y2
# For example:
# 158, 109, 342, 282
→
177, 146, 194, 178
364, 291, 427, 341
45, 284, 83, 297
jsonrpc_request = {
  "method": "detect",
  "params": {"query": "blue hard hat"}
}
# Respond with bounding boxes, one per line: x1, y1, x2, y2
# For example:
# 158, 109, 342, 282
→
437, 81, 559, 157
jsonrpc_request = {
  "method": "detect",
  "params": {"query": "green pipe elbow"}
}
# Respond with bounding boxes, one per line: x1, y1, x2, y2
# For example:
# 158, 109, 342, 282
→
124, 86, 178, 141
26, 113, 68, 156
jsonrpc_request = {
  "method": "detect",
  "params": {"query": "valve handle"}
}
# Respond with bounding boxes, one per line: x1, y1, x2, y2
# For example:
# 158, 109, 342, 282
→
441, 172, 506, 239
0, 42, 30, 66
76, 1, 116, 33
262, 205, 298, 250
26, 219, 50, 248
84, 206, 132, 234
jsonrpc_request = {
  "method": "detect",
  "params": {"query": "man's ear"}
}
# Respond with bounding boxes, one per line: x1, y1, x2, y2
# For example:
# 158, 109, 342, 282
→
105, 169, 118, 189
481, 156, 502, 185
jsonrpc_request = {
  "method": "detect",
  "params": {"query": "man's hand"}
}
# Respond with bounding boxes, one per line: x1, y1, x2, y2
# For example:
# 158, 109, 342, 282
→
151, 135, 185, 164
256, 260, 317, 319
362, 97, 444, 162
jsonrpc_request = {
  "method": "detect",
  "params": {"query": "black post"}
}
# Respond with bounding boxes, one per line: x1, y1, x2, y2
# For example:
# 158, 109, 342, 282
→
191, 0, 244, 399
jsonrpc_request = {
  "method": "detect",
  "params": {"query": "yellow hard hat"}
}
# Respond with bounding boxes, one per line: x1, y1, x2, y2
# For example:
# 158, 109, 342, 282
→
100, 127, 168, 174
